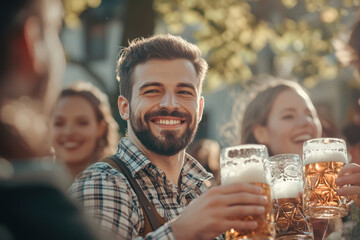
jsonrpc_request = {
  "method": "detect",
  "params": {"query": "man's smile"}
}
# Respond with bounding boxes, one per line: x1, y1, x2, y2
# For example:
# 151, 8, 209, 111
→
149, 116, 186, 129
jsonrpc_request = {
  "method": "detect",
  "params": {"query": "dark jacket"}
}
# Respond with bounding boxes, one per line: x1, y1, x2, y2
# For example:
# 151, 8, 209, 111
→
0, 158, 99, 240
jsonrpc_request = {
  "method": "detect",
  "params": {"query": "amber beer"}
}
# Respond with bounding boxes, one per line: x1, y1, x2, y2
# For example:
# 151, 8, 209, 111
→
270, 154, 313, 240
221, 145, 275, 240
303, 138, 350, 219
272, 181, 313, 240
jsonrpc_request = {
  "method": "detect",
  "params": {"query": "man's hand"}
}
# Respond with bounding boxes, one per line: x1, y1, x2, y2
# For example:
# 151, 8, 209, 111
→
170, 182, 268, 240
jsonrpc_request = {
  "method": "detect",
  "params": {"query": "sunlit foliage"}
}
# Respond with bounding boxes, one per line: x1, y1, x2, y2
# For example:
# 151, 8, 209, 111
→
62, 0, 360, 90
154, 0, 360, 90
62, 0, 102, 28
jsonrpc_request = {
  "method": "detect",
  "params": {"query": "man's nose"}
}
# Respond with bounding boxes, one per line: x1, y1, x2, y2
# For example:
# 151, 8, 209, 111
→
159, 91, 180, 109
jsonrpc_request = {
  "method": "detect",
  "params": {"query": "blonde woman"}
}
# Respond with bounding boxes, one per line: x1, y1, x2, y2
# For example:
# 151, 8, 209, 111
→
52, 82, 120, 177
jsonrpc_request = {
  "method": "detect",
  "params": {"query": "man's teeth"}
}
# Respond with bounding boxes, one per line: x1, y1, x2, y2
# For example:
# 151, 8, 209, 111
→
294, 134, 312, 142
63, 142, 80, 148
156, 119, 181, 125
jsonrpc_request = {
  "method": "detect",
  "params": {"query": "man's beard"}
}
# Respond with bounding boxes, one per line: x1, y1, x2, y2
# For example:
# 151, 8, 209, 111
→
130, 109, 198, 156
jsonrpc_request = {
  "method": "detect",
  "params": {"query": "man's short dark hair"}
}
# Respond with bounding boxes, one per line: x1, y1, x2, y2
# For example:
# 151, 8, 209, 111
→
116, 34, 208, 102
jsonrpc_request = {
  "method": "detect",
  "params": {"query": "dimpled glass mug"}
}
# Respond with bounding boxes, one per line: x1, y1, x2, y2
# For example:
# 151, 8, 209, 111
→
269, 154, 313, 240
221, 144, 275, 240
303, 138, 352, 219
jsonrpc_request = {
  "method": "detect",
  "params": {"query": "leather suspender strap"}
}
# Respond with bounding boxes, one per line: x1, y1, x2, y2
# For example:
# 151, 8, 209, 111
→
103, 155, 166, 235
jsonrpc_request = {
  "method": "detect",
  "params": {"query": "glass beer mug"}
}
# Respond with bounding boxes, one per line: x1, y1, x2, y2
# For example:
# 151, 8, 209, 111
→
269, 154, 313, 240
303, 138, 351, 219
220, 144, 275, 240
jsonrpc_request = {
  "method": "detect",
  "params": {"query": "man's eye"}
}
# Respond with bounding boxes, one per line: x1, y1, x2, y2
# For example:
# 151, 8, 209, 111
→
144, 89, 159, 94
178, 90, 193, 95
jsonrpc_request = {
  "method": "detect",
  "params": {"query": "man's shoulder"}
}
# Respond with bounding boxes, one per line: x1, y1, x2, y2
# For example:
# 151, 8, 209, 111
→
0, 177, 99, 240
68, 159, 140, 214
69, 161, 133, 196
74, 161, 127, 182
0, 178, 66, 199
0, 178, 77, 222
0, 158, 71, 191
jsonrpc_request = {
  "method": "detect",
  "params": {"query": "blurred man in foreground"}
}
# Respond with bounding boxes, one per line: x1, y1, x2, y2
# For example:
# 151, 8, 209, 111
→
0, 0, 98, 239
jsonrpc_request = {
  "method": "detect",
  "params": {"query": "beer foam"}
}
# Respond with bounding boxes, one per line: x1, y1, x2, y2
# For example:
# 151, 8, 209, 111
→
272, 180, 303, 199
303, 151, 347, 165
221, 163, 269, 185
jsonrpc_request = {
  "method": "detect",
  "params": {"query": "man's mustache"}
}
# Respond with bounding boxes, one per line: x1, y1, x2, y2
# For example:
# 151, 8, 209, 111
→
144, 110, 191, 122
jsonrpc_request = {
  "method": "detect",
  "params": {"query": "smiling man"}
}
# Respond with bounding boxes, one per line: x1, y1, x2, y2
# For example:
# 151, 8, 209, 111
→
70, 34, 269, 240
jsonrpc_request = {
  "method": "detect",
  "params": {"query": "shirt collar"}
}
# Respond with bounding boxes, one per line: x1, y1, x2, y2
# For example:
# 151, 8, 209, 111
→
115, 138, 152, 176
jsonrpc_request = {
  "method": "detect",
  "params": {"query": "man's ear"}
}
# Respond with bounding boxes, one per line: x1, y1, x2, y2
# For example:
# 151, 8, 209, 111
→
14, 16, 46, 77
118, 96, 130, 120
198, 96, 204, 122
253, 125, 270, 145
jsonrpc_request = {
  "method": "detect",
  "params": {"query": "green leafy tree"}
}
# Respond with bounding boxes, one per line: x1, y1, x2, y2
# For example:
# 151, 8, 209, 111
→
62, 0, 102, 28
154, 0, 360, 91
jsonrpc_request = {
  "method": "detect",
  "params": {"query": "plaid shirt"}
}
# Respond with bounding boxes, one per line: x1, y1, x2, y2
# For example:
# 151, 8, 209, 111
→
69, 138, 212, 239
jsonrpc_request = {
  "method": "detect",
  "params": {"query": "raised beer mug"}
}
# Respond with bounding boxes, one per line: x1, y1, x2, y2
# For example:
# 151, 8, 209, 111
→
303, 138, 351, 219
269, 154, 313, 240
220, 144, 275, 240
